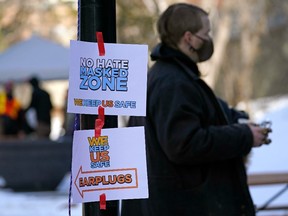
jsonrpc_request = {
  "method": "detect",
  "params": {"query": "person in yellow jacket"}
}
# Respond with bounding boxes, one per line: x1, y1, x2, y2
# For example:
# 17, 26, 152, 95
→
0, 81, 24, 137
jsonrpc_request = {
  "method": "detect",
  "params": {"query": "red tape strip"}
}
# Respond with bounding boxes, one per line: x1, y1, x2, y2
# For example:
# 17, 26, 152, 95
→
94, 106, 105, 138
96, 32, 105, 56
98, 106, 105, 122
100, 193, 106, 210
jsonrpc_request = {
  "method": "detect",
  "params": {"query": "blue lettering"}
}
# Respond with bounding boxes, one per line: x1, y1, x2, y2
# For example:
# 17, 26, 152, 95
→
116, 77, 128, 91
89, 145, 110, 152
94, 68, 102, 76
80, 75, 88, 90
102, 77, 115, 91
102, 68, 111, 77
82, 99, 91, 106
114, 101, 136, 108
87, 67, 94, 76
111, 68, 119, 77
120, 69, 128, 77
80, 67, 87, 75
88, 76, 101, 90
90, 161, 110, 168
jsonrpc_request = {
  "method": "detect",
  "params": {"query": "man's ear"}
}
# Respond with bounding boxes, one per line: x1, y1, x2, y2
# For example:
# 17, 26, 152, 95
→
183, 31, 193, 44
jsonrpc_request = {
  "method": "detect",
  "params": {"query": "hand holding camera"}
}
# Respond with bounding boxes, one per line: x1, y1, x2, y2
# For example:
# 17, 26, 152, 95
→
247, 120, 272, 147
259, 121, 272, 144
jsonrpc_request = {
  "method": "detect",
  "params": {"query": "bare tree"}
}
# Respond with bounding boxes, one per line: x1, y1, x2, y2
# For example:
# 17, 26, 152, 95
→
236, 0, 267, 107
198, 0, 233, 90
195, 0, 269, 107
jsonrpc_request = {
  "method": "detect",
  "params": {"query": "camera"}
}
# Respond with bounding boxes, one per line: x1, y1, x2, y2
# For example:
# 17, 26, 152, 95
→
259, 120, 272, 145
259, 120, 272, 129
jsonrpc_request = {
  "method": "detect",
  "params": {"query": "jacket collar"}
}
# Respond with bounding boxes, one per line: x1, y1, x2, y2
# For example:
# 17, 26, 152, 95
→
150, 43, 201, 78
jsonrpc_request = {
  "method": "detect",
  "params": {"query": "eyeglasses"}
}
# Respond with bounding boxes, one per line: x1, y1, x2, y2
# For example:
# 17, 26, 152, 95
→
194, 34, 207, 42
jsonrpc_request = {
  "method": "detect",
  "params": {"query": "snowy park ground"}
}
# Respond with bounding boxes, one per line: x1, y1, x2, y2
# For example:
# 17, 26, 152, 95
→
0, 173, 82, 216
0, 189, 82, 216
245, 95, 288, 215
0, 95, 288, 216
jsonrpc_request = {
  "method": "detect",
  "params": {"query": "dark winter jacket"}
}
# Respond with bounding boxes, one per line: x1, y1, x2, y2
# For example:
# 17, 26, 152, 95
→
28, 86, 52, 125
122, 44, 255, 216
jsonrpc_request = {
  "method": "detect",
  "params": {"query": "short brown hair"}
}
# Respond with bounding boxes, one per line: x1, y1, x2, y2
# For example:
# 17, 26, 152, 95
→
157, 3, 208, 48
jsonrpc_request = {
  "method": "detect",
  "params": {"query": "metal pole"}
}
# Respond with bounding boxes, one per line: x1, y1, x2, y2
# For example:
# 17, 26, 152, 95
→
78, 0, 119, 215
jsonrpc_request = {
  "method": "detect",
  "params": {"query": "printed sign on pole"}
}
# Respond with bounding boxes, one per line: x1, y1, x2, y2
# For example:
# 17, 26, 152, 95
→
67, 40, 148, 116
71, 126, 148, 204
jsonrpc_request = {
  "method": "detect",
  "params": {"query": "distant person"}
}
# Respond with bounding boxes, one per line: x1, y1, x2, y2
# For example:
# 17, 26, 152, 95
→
0, 81, 25, 138
26, 76, 53, 138
62, 88, 75, 137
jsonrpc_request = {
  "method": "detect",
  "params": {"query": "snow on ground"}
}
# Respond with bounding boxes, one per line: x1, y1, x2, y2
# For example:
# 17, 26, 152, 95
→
0, 189, 82, 216
245, 95, 288, 215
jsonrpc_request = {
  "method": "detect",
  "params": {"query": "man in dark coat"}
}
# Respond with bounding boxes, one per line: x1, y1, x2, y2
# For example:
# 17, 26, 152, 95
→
26, 76, 53, 138
122, 3, 271, 216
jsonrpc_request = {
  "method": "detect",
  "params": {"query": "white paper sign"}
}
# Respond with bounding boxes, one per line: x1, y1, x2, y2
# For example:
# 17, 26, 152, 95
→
67, 40, 148, 116
71, 126, 148, 204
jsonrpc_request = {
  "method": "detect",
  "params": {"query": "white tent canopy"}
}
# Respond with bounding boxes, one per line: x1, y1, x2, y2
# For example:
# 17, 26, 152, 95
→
0, 35, 69, 84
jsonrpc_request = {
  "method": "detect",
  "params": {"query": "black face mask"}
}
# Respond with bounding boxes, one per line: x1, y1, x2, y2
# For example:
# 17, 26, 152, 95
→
197, 38, 214, 62
190, 36, 214, 62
